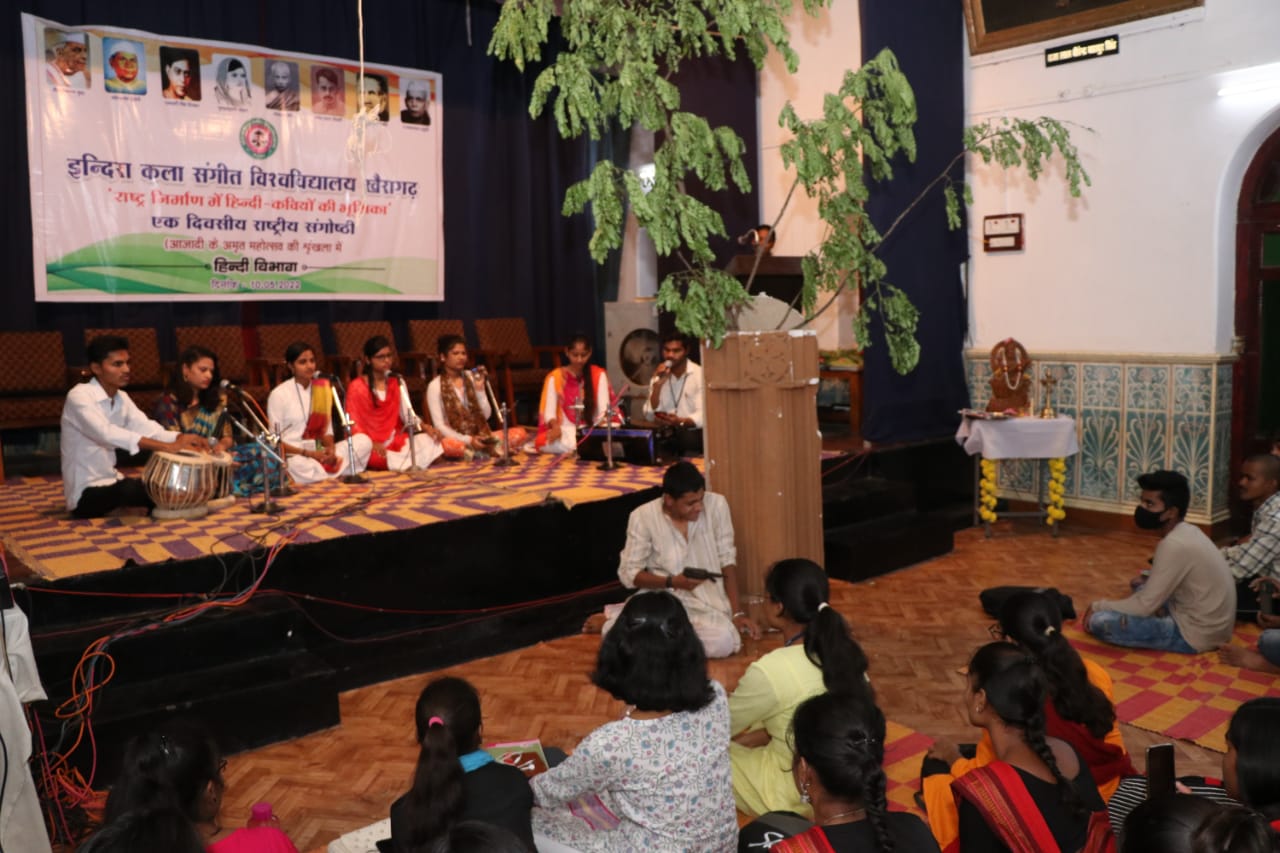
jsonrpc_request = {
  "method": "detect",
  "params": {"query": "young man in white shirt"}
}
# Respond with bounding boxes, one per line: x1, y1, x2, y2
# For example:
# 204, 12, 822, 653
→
60, 335, 206, 518
643, 332, 704, 454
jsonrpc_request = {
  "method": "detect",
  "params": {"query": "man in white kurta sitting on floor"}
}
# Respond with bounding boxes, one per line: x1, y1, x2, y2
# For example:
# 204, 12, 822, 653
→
61, 335, 208, 518
590, 461, 758, 658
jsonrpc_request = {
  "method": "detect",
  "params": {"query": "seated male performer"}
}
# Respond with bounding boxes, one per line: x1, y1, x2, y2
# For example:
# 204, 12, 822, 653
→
587, 461, 757, 657
642, 331, 704, 454
1220, 454, 1280, 618
61, 335, 207, 518
1084, 470, 1235, 653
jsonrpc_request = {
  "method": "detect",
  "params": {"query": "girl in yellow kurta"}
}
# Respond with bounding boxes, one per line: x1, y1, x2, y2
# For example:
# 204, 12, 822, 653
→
922, 591, 1133, 851
729, 559, 875, 817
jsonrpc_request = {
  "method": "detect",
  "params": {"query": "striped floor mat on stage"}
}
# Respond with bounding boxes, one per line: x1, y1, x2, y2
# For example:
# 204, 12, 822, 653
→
0, 454, 680, 581
1066, 622, 1280, 752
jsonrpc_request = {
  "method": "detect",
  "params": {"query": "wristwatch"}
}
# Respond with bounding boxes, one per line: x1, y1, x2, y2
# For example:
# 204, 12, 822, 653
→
665, 575, 674, 589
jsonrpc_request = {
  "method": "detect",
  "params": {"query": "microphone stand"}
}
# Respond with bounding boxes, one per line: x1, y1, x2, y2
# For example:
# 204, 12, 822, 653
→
225, 382, 294, 498
326, 372, 368, 485
390, 371, 422, 472
228, 414, 285, 514
598, 396, 621, 471
478, 369, 518, 468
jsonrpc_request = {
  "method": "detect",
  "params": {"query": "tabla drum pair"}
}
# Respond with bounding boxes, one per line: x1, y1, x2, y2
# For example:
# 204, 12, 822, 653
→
142, 450, 234, 519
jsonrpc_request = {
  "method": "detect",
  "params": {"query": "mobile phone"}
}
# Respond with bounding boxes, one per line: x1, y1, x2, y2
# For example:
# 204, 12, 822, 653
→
1146, 743, 1176, 801
1260, 584, 1276, 616
683, 568, 723, 580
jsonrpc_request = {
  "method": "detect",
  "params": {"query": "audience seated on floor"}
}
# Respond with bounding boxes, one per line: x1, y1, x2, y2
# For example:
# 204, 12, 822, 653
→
1220, 455, 1280, 619
729, 558, 874, 818
388, 676, 534, 851
1224, 698, 1280, 832
589, 461, 758, 658
923, 591, 1134, 850
1084, 469, 1235, 654
946, 642, 1105, 853
739, 692, 940, 853
1186, 804, 1278, 853
1119, 793, 1222, 853
530, 591, 738, 852
265, 341, 371, 483
1220, 572, 1280, 674
101, 720, 300, 853
77, 806, 206, 853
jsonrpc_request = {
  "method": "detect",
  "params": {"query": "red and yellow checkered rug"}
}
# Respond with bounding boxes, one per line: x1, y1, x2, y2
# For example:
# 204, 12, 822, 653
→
0, 455, 684, 581
1065, 622, 1280, 752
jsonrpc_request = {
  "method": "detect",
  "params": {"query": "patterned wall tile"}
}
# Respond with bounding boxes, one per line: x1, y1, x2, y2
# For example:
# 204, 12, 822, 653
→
968, 360, 992, 410
1082, 364, 1122, 409
1172, 415, 1212, 516
1173, 365, 1212, 415
1216, 363, 1233, 414
1079, 409, 1122, 501
1058, 404, 1080, 498
1123, 411, 1169, 497
997, 458, 1038, 496
1126, 365, 1169, 412
1213, 414, 1232, 514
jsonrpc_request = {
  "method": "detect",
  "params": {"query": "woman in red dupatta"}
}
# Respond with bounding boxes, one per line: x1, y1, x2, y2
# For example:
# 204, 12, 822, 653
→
948, 643, 1104, 853
765, 694, 938, 853
345, 336, 444, 471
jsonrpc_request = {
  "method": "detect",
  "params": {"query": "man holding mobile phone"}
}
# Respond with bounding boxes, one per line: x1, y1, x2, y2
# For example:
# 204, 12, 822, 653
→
583, 461, 758, 657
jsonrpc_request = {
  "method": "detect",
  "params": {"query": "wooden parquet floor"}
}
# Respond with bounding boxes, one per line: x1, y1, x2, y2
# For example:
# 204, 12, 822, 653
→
204, 521, 1229, 852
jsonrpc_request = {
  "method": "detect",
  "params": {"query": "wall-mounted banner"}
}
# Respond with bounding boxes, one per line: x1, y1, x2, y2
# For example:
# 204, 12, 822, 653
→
23, 13, 444, 302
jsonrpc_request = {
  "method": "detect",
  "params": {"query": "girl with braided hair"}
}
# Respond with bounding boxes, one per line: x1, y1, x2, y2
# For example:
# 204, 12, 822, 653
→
759, 693, 938, 853
729, 558, 875, 816
950, 642, 1103, 852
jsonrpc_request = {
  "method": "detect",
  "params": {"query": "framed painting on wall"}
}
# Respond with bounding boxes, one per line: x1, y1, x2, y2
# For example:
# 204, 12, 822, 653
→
962, 0, 1203, 55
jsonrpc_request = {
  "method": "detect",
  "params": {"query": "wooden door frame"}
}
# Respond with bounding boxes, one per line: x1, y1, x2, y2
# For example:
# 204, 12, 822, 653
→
1232, 127, 1280, 528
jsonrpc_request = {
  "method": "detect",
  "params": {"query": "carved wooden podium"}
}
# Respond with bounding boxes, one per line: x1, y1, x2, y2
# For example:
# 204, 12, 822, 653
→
703, 329, 825, 598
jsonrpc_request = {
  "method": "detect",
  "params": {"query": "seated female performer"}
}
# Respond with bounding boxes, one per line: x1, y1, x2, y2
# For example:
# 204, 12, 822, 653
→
265, 341, 371, 484
535, 333, 616, 454
948, 642, 1104, 853
345, 336, 444, 472
923, 591, 1132, 850
425, 335, 526, 458
730, 559, 874, 819
153, 345, 282, 497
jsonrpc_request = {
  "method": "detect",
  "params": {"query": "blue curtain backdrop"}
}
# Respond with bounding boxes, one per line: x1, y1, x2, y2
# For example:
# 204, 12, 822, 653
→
0, 0, 605, 361
859, 0, 971, 443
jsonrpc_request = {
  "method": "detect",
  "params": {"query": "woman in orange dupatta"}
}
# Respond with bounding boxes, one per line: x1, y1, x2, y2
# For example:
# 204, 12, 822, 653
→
946, 643, 1104, 853
535, 334, 615, 454
766, 693, 939, 853
265, 341, 370, 484
923, 593, 1132, 850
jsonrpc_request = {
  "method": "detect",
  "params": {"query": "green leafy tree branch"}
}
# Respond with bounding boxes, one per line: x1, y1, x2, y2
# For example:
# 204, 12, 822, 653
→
490, 0, 1089, 374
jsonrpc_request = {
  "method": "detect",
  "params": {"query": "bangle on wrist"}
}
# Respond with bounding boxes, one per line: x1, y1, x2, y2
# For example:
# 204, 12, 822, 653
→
733, 611, 747, 618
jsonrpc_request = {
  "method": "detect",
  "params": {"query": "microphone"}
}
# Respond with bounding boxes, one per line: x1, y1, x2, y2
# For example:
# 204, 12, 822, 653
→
220, 379, 246, 398
663, 360, 673, 369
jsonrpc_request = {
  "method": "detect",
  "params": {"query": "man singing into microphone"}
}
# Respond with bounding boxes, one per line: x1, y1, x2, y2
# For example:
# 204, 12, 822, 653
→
61, 335, 209, 518
643, 331, 705, 454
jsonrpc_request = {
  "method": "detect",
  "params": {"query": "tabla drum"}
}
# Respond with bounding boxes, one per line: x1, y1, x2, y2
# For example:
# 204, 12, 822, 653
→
208, 452, 236, 511
143, 450, 216, 519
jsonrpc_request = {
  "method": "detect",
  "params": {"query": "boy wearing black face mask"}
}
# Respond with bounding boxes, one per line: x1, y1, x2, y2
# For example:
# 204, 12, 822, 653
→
1082, 470, 1236, 653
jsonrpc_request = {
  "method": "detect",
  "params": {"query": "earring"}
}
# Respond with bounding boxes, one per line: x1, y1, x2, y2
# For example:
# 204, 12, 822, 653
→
800, 779, 811, 804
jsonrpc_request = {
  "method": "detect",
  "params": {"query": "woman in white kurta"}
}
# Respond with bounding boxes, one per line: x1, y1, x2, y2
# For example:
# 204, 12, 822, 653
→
531, 592, 738, 852
535, 335, 615, 454
265, 342, 370, 484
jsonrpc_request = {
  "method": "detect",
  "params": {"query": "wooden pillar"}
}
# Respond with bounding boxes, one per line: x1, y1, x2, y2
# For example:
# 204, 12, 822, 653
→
703, 330, 824, 597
